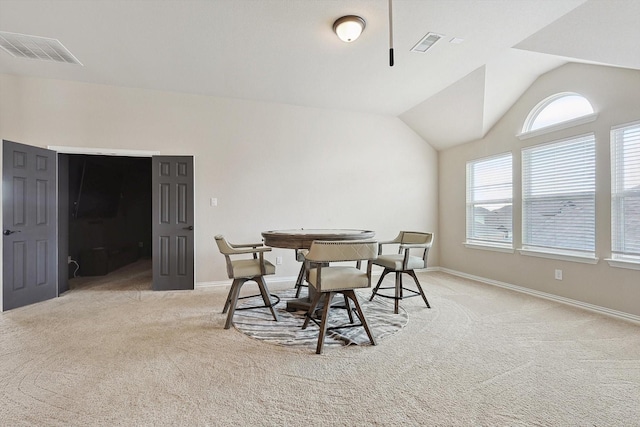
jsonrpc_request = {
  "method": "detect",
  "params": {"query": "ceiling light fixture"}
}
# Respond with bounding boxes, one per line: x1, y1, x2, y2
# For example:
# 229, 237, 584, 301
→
333, 15, 366, 43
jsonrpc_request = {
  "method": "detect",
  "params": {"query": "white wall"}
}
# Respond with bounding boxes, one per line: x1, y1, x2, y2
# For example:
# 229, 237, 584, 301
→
0, 74, 439, 305
439, 63, 640, 317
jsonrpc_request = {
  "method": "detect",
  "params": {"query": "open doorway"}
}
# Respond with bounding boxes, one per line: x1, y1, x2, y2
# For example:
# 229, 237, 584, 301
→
3, 141, 195, 310
65, 154, 152, 291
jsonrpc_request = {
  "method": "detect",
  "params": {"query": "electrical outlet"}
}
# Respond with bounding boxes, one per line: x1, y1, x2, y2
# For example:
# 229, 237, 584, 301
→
210, 197, 218, 207
276, 256, 283, 265
68, 256, 72, 263
555, 269, 563, 280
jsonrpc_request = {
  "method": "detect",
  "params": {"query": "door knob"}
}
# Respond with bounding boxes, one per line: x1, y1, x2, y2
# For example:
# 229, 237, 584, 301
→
183, 226, 194, 231
3, 229, 21, 236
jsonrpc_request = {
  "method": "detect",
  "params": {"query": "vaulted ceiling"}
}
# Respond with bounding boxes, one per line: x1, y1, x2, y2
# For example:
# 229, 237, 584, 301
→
1, 0, 638, 150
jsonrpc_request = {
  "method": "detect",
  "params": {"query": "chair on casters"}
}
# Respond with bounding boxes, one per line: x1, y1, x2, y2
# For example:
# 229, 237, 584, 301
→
302, 240, 378, 354
215, 235, 280, 329
369, 231, 434, 314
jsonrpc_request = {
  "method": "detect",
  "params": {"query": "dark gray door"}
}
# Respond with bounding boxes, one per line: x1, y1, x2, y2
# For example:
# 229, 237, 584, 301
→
3, 140, 58, 310
152, 156, 194, 290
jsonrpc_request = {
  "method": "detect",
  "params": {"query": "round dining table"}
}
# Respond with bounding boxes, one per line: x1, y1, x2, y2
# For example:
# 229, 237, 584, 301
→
262, 228, 375, 249
261, 228, 376, 311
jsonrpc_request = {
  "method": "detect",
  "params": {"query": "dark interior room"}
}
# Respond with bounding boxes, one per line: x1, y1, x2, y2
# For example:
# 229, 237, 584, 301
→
67, 155, 152, 278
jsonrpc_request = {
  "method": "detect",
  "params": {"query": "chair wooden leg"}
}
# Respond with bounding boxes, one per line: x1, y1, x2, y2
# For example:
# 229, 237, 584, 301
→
256, 277, 280, 322
346, 290, 376, 347
294, 262, 306, 298
394, 272, 402, 314
224, 279, 244, 329
344, 294, 354, 323
302, 290, 323, 329
222, 285, 234, 314
408, 270, 430, 308
316, 292, 335, 355
370, 269, 390, 301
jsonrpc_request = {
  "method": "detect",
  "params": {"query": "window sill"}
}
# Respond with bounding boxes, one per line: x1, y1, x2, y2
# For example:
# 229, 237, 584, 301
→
605, 258, 640, 271
518, 248, 598, 264
516, 113, 598, 140
464, 242, 514, 254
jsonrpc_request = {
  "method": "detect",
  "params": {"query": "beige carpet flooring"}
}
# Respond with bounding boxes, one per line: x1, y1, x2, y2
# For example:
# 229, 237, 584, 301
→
1, 260, 639, 426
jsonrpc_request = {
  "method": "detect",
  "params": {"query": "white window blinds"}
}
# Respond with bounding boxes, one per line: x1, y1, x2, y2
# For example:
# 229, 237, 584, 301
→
611, 122, 640, 260
466, 153, 513, 246
522, 134, 596, 256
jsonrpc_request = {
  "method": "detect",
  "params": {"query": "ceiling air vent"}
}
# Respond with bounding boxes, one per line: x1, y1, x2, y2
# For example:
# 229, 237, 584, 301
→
0, 31, 82, 65
410, 32, 444, 53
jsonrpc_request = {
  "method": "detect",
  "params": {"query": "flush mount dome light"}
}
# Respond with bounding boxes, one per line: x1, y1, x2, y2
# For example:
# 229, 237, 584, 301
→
333, 15, 366, 42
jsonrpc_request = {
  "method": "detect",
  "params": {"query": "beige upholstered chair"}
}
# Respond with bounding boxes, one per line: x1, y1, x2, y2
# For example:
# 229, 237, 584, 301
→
369, 231, 433, 314
302, 240, 378, 354
215, 235, 280, 329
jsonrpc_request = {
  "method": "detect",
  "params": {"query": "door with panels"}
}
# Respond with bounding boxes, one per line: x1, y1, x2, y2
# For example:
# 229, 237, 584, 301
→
2, 140, 57, 310
152, 156, 195, 290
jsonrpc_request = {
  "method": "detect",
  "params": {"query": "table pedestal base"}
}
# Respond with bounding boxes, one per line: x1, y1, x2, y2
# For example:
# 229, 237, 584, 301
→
286, 297, 312, 312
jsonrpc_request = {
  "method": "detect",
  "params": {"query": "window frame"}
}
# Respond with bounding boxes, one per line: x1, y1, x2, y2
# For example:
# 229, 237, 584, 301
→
607, 120, 640, 269
518, 92, 597, 140
465, 152, 514, 251
520, 133, 598, 263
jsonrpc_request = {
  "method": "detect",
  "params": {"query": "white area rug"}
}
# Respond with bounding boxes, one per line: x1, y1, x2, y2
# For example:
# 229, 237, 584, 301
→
233, 288, 408, 349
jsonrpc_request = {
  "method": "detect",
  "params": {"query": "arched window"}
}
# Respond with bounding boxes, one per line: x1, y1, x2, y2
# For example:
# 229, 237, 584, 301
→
522, 92, 595, 134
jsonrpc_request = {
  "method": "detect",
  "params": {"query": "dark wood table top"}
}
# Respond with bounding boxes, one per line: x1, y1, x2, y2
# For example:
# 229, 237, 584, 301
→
262, 228, 375, 249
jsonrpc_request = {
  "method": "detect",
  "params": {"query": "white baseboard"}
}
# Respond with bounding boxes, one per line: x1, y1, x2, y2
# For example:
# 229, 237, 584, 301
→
437, 267, 640, 324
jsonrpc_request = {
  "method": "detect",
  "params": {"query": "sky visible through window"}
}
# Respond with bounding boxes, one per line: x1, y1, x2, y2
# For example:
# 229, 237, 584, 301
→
528, 94, 594, 132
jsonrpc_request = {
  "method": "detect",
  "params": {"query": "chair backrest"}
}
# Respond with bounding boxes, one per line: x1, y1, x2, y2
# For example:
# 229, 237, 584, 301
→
400, 231, 433, 246
215, 235, 235, 278
305, 240, 378, 263
215, 235, 234, 254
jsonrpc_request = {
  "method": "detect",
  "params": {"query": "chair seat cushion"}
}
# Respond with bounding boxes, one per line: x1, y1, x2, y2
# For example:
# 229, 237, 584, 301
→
308, 266, 369, 292
231, 259, 275, 278
373, 254, 425, 271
